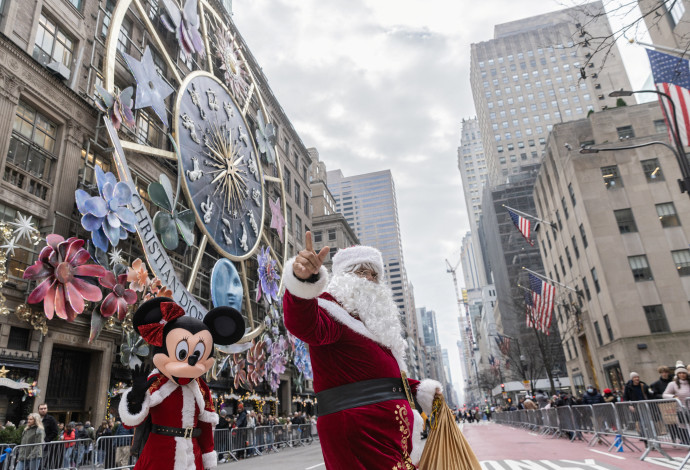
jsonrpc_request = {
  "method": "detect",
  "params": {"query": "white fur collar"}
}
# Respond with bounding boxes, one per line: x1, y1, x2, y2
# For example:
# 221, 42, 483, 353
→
317, 297, 408, 372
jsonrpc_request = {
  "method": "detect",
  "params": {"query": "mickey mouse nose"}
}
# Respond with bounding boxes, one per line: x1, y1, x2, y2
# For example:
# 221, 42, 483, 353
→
188, 353, 199, 366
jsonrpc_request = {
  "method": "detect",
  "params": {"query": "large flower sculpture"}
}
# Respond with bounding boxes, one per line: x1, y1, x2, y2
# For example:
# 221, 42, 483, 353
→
99, 271, 137, 320
94, 85, 135, 131
232, 353, 247, 390
24, 235, 107, 321
255, 110, 277, 164
148, 174, 195, 250
160, 0, 205, 60
265, 336, 288, 392
215, 28, 249, 102
127, 258, 150, 292
293, 338, 313, 381
75, 166, 137, 252
246, 340, 266, 387
120, 332, 150, 368
256, 246, 280, 304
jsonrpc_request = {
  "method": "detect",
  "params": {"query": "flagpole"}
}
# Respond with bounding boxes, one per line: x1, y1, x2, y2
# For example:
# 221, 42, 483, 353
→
631, 39, 690, 59
522, 267, 583, 297
502, 204, 557, 228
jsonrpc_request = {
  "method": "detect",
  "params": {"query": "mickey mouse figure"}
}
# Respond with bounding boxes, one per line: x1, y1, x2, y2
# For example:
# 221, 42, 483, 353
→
118, 297, 244, 470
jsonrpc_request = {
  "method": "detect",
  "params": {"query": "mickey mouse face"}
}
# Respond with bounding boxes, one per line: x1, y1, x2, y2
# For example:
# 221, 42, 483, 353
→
154, 322, 215, 384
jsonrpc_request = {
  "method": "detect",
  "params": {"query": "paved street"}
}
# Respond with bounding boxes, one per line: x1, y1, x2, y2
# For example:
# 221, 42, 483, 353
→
217, 421, 690, 469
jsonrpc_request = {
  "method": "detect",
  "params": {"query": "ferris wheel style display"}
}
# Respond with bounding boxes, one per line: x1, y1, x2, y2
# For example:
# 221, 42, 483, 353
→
101, 0, 287, 329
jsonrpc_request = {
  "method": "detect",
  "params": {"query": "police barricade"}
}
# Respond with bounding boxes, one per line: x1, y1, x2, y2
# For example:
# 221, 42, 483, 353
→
95, 434, 134, 469
541, 408, 559, 436
525, 410, 541, 432
614, 401, 655, 455
271, 424, 290, 450
252, 426, 273, 454
590, 401, 635, 452
556, 406, 583, 441
571, 404, 598, 444
5, 438, 93, 470
639, 399, 688, 463
1, 444, 15, 470
230, 427, 261, 459
213, 428, 232, 462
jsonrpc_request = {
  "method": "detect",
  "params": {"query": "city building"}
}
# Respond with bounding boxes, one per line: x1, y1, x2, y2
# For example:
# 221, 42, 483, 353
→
0, 0, 310, 424
307, 148, 359, 272
326, 169, 417, 338
639, 0, 689, 50
534, 101, 690, 392
417, 307, 449, 394
470, 1, 633, 186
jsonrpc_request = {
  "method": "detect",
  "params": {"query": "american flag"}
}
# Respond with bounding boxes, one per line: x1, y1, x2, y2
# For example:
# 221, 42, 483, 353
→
494, 333, 511, 356
507, 208, 534, 246
646, 49, 690, 146
529, 273, 556, 334
525, 290, 537, 328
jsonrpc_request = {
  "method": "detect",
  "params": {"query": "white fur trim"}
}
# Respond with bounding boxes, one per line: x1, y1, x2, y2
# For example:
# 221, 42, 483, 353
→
173, 386, 197, 470
317, 298, 407, 372
332, 245, 383, 277
190, 381, 219, 425
149, 379, 178, 407
416, 379, 443, 416
202, 451, 217, 469
173, 437, 194, 470
410, 409, 425, 465
283, 256, 329, 299
118, 388, 151, 427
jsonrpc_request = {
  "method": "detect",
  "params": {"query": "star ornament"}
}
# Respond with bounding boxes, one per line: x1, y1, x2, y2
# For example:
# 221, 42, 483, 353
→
1, 237, 18, 257
269, 197, 285, 243
122, 46, 174, 126
10, 213, 39, 243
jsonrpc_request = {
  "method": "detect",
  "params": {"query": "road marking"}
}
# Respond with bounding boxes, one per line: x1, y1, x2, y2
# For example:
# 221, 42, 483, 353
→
305, 463, 325, 469
479, 460, 622, 470
644, 457, 686, 469
588, 450, 625, 460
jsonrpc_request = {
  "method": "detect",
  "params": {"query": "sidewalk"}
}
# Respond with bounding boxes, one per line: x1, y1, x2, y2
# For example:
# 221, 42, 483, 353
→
462, 421, 689, 470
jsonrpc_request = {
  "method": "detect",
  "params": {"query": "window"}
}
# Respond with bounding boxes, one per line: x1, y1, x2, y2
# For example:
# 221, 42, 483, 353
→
286, 205, 292, 234
135, 110, 162, 147
33, 14, 74, 71
313, 231, 322, 243
656, 202, 681, 227
7, 327, 31, 350
295, 215, 302, 242
565, 247, 572, 267
294, 182, 300, 205
641, 158, 664, 182
591, 267, 600, 292
614, 209, 638, 233
4, 102, 57, 200
572, 235, 579, 259
664, 0, 686, 26
629, 255, 653, 281
303, 192, 309, 214
644, 305, 670, 333
582, 276, 591, 301
654, 119, 667, 133
328, 228, 336, 241
604, 315, 614, 341
594, 321, 603, 346
330, 247, 338, 260
672, 249, 690, 276
601, 165, 623, 189
568, 183, 576, 206
617, 125, 635, 140
284, 169, 291, 195
562, 197, 568, 219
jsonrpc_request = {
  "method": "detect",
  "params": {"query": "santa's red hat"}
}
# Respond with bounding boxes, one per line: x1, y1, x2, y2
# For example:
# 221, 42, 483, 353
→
331, 245, 384, 278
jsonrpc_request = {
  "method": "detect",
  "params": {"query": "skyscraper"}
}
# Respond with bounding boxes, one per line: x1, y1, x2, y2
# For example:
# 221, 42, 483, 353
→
326, 169, 416, 337
470, 1, 633, 185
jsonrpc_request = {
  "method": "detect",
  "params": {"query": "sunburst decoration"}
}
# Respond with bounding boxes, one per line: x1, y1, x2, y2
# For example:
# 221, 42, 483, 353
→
215, 28, 250, 103
204, 122, 248, 217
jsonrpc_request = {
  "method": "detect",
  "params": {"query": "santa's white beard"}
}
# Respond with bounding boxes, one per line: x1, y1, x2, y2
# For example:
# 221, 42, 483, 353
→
327, 273, 407, 366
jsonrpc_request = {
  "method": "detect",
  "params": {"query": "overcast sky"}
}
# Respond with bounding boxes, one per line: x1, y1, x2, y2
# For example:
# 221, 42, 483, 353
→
231, 0, 651, 403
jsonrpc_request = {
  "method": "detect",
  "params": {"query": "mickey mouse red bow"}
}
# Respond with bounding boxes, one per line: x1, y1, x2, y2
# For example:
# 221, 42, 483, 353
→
139, 302, 185, 346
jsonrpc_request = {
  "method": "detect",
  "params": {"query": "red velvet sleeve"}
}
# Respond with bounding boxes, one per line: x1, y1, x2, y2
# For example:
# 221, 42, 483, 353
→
283, 291, 343, 346
408, 378, 421, 393
198, 420, 214, 457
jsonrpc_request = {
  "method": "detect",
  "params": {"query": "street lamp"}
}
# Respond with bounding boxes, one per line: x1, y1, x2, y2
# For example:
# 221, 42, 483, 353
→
608, 89, 690, 194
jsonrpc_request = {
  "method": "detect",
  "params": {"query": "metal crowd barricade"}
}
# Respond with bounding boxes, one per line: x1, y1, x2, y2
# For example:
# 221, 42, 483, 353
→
271, 424, 290, 450
614, 401, 660, 457
213, 428, 233, 462
6, 438, 93, 470
541, 408, 559, 436
253, 426, 273, 454
639, 399, 689, 464
556, 406, 583, 441
229, 427, 261, 459
95, 434, 134, 469
589, 403, 622, 449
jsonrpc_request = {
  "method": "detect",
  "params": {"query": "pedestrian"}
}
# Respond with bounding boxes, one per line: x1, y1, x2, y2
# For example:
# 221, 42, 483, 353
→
535, 390, 548, 409
283, 236, 446, 468
650, 366, 673, 399
74, 422, 88, 467
95, 420, 111, 467
112, 420, 132, 468
61, 422, 76, 470
38, 403, 58, 470
582, 385, 604, 405
663, 361, 690, 445
623, 372, 649, 401
83, 421, 95, 465
523, 398, 538, 410
16, 413, 45, 470
602, 388, 616, 403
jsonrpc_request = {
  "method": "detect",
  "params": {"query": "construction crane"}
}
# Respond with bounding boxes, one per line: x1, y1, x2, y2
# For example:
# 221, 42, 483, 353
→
446, 257, 476, 403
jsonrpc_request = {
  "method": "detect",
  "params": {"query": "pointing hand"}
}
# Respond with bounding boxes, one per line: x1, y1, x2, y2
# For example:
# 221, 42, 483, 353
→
293, 231, 330, 280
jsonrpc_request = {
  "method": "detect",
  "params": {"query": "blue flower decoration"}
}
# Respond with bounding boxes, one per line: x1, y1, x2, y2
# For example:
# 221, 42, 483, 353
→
75, 166, 137, 252
256, 246, 280, 304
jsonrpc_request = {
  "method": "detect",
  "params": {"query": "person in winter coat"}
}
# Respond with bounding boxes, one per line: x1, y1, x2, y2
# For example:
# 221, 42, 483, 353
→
582, 386, 604, 405
16, 413, 45, 470
602, 388, 616, 403
535, 391, 548, 409
623, 372, 648, 401
650, 366, 673, 399
61, 422, 76, 469
663, 361, 690, 445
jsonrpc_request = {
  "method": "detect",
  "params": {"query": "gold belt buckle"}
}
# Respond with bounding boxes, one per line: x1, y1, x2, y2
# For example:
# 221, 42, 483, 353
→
183, 427, 194, 439
400, 371, 415, 410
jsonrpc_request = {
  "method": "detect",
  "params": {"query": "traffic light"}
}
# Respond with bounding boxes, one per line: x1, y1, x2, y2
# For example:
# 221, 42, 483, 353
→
501, 383, 505, 391
507, 398, 512, 403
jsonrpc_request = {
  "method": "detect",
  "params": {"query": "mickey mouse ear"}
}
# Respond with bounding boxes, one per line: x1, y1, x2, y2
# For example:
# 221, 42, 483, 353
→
204, 306, 245, 346
133, 297, 171, 333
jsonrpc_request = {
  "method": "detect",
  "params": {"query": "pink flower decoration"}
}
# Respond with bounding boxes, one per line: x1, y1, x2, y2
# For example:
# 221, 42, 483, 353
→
99, 272, 137, 320
24, 235, 107, 321
127, 258, 150, 292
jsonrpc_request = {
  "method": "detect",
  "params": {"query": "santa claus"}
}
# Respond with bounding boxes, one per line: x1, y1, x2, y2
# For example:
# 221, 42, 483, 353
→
283, 232, 442, 469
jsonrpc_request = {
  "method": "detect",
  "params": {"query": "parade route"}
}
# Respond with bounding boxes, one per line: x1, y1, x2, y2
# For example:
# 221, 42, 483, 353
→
216, 422, 689, 469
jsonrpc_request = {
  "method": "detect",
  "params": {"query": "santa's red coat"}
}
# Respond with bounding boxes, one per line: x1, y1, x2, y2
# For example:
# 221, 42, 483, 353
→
119, 374, 219, 470
284, 276, 439, 469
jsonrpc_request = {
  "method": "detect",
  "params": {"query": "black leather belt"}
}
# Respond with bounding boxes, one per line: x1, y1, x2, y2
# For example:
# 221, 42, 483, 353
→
317, 377, 417, 416
152, 424, 201, 439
